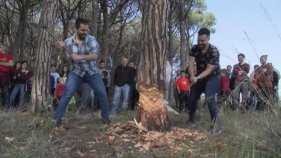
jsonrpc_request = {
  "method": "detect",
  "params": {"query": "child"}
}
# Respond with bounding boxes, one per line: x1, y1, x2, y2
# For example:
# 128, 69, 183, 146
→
218, 69, 231, 108
176, 71, 191, 112
53, 77, 66, 110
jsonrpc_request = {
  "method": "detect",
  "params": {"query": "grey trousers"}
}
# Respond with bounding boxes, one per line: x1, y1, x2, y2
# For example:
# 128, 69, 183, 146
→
232, 81, 249, 109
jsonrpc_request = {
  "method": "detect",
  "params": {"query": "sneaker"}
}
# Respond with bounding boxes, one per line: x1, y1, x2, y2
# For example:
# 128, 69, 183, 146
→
186, 120, 196, 127
102, 119, 111, 125
209, 124, 223, 135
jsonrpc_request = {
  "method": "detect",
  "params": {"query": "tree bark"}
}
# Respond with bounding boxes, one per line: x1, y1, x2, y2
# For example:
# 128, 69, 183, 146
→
137, 0, 171, 131
100, 0, 109, 63
11, 0, 30, 61
179, 0, 187, 69
31, 0, 57, 113
91, 0, 99, 37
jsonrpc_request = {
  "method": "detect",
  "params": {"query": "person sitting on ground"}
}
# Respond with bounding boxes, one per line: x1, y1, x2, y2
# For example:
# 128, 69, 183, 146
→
176, 70, 191, 112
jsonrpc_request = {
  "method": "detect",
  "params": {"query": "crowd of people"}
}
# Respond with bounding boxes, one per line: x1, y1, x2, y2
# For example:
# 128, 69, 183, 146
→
0, 44, 33, 110
171, 28, 279, 134
0, 18, 279, 135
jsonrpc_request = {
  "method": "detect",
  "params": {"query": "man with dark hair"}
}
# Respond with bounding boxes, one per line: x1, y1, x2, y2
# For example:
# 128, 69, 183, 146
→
0, 43, 13, 107
188, 28, 222, 135
99, 60, 110, 94
55, 18, 110, 127
232, 53, 250, 110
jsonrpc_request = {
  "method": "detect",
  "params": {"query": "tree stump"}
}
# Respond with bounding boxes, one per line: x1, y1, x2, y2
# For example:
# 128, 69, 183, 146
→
136, 86, 172, 131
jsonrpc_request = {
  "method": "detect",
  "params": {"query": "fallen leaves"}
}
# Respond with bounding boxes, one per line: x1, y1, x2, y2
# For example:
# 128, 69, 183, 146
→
105, 121, 208, 155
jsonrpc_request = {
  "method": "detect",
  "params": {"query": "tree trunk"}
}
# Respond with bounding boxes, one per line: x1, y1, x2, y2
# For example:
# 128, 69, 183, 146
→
100, 0, 109, 63
31, 0, 57, 113
179, 0, 187, 69
11, 0, 29, 61
91, 0, 99, 37
137, 0, 171, 131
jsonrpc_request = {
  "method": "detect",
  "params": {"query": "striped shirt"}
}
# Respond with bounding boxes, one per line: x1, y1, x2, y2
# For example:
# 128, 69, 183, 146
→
64, 34, 100, 77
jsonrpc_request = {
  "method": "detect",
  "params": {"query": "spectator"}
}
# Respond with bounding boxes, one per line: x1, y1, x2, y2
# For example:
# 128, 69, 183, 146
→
99, 60, 110, 94
254, 55, 273, 110
164, 60, 172, 104
128, 61, 139, 110
0, 43, 13, 107
176, 71, 191, 112
111, 57, 131, 114
53, 77, 66, 110
173, 70, 181, 109
247, 65, 259, 109
219, 69, 231, 97
50, 65, 60, 96
76, 82, 92, 113
9, 61, 32, 110
232, 53, 250, 110
271, 64, 280, 105
60, 65, 69, 84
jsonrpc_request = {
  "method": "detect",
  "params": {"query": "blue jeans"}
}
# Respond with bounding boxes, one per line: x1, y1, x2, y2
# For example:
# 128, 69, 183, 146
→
9, 84, 25, 108
111, 84, 130, 113
55, 71, 109, 126
189, 76, 220, 121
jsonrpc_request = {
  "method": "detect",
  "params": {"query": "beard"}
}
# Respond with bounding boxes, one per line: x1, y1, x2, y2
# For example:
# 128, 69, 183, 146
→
77, 33, 86, 40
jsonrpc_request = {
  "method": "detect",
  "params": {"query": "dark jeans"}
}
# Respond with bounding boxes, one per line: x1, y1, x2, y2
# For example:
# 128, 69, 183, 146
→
173, 86, 179, 109
178, 90, 189, 111
0, 77, 10, 106
55, 71, 109, 126
129, 82, 139, 110
256, 86, 273, 110
9, 84, 25, 108
188, 76, 220, 121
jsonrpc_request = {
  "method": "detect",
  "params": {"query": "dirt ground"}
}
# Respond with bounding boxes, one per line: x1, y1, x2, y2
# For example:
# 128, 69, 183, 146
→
0, 109, 244, 158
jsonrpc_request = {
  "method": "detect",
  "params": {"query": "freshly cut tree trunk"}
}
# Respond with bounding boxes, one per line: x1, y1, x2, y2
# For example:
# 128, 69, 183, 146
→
137, 0, 171, 131
137, 86, 171, 131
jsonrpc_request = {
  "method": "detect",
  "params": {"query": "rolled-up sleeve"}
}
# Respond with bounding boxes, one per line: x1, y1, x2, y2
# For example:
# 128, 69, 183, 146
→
89, 37, 100, 54
65, 39, 77, 56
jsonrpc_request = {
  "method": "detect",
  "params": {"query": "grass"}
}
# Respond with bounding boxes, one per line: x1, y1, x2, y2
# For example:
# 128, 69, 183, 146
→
0, 105, 281, 158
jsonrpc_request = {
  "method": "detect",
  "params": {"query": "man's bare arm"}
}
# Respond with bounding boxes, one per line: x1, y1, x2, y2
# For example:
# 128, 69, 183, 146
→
197, 64, 217, 79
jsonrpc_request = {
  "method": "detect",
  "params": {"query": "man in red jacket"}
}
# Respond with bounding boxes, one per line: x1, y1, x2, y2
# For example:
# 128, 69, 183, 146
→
0, 43, 13, 106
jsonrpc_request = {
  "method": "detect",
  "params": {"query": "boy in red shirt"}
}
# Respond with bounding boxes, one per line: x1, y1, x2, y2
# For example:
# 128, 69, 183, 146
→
176, 71, 191, 112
